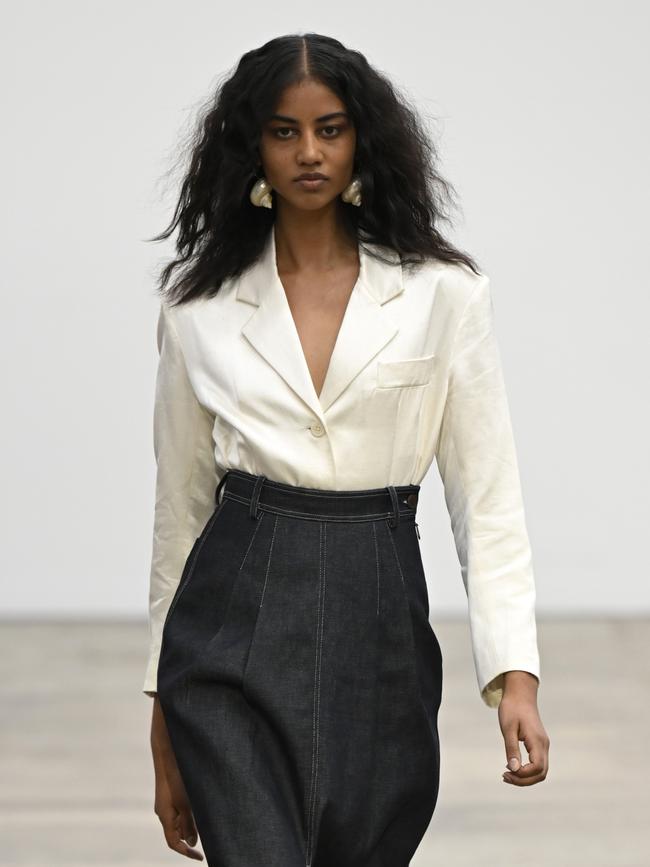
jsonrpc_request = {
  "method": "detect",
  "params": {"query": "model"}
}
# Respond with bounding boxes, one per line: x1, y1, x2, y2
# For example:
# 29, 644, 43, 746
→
143, 32, 550, 867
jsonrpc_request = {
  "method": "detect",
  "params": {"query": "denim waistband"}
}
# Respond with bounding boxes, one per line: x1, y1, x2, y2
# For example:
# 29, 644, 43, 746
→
215, 468, 420, 527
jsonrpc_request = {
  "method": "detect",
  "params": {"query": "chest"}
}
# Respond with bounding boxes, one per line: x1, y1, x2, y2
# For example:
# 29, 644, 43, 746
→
176, 258, 448, 428
279, 264, 360, 399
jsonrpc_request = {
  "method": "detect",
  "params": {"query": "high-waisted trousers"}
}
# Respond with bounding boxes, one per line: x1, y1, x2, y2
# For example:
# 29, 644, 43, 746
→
157, 468, 443, 867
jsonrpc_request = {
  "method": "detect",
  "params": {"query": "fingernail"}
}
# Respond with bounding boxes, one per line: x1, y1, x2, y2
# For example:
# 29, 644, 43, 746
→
508, 758, 519, 771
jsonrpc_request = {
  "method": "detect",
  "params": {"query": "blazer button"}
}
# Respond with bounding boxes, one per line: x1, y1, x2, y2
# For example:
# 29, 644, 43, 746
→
309, 422, 325, 437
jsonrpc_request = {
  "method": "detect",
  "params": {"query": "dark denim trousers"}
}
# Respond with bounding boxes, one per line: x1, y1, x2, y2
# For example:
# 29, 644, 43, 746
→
157, 468, 443, 867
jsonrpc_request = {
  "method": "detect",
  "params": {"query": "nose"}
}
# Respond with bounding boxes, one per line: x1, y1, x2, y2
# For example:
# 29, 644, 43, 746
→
297, 130, 323, 164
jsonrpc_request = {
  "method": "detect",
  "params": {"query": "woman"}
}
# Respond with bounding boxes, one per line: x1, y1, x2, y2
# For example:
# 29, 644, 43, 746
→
144, 32, 550, 866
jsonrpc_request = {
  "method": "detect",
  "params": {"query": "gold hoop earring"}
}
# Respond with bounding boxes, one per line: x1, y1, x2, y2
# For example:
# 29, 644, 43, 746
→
341, 175, 362, 207
250, 177, 273, 209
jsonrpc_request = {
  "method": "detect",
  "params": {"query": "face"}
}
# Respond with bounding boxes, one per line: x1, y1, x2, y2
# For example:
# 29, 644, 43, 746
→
258, 79, 357, 213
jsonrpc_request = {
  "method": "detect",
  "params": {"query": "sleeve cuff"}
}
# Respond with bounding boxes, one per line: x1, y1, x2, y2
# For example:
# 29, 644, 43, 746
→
479, 663, 541, 708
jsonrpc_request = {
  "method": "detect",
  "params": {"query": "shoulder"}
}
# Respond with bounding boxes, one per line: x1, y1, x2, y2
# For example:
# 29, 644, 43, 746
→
157, 292, 214, 337
156, 283, 238, 368
403, 255, 489, 312
155, 298, 200, 355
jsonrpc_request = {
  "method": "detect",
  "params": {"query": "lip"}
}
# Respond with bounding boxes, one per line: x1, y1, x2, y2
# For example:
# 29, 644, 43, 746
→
295, 177, 328, 190
295, 173, 328, 181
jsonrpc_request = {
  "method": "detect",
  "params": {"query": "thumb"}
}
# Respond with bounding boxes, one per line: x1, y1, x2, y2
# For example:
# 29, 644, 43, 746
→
179, 810, 198, 846
504, 730, 522, 771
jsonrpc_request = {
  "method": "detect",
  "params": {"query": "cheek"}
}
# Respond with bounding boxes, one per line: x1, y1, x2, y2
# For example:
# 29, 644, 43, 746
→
259, 137, 282, 166
261, 145, 292, 179
333, 136, 357, 167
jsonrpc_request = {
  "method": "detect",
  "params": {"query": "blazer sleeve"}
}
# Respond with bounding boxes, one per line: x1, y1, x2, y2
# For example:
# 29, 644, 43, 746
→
142, 302, 220, 696
435, 274, 541, 708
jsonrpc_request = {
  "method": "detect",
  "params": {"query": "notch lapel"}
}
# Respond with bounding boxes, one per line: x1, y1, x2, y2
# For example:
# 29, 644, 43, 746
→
237, 224, 404, 420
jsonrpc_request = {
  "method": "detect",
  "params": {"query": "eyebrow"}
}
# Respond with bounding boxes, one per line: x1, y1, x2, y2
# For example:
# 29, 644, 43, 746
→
268, 111, 349, 124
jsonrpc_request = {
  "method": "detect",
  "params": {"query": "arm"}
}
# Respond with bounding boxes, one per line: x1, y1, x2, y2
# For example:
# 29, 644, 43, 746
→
435, 274, 541, 709
144, 302, 213, 857
142, 301, 220, 697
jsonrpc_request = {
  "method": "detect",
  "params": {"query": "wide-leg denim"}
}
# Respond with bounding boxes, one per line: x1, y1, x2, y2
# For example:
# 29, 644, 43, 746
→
157, 468, 443, 867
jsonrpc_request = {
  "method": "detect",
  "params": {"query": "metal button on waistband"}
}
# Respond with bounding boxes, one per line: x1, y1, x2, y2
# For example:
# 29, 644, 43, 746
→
309, 422, 325, 437
406, 493, 418, 509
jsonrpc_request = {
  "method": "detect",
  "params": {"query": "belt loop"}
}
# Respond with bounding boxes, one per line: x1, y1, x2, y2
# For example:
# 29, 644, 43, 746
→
387, 485, 400, 529
249, 474, 266, 520
215, 469, 230, 505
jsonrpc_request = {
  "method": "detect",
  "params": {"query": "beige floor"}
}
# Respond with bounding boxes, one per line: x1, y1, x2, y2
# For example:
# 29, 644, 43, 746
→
1, 618, 648, 866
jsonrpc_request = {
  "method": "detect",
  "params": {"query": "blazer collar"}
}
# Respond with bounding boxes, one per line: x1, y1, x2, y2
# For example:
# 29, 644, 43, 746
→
236, 223, 404, 419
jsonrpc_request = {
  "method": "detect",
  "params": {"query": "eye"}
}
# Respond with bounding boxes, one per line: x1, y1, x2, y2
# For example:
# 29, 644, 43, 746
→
271, 125, 345, 140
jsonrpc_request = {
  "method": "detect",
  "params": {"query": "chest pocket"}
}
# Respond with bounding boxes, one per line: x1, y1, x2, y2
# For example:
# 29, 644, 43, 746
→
376, 353, 436, 388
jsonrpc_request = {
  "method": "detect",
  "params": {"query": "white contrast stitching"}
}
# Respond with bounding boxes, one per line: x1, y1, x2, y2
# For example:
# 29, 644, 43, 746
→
223, 491, 399, 523
385, 519, 406, 586
238, 509, 264, 573
372, 521, 380, 615
259, 513, 278, 609
305, 521, 326, 867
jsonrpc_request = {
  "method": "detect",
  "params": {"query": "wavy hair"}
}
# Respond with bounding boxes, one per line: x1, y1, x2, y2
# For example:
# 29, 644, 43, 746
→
147, 32, 482, 307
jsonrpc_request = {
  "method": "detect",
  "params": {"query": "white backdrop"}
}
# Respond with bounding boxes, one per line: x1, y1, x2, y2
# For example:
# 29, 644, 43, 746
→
2, 0, 648, 619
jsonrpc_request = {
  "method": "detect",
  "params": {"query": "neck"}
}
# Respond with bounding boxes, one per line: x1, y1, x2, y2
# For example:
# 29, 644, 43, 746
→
273, 204, 358, 274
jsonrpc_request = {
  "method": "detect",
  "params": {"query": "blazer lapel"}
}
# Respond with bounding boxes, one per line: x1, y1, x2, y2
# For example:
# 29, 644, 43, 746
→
317, 247, 402, 413
237, 224, 404, 420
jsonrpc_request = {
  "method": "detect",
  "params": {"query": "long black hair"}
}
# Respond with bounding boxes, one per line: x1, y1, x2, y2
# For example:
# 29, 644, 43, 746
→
147, 32, 482, 307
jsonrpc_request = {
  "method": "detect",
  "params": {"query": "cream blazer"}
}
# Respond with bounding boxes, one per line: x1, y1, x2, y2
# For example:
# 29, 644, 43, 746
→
143, 224, 541, 708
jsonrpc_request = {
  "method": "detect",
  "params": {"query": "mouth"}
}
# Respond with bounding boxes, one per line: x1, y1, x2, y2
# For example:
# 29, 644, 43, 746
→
294, 175, 329, 190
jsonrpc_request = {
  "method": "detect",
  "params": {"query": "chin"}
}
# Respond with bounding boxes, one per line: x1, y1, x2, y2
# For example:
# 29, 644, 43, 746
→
280, 193, 338, 212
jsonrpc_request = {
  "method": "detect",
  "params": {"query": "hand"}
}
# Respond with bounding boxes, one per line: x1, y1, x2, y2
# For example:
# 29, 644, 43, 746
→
150, 697, 204, 860
498, 671, 550, 787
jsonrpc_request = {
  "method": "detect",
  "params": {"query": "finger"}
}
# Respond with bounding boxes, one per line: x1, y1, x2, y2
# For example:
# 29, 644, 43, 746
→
527, 737, 550, 778
504, 758, 542, 779
160, 810, 204, 861
503, 740, 548, 784
513, 730, 549, 776
179, 810, 199, 847
164, 822, 204, 860
503, 769, 546, 786
503, 727, 522, 772
508, 751, 538, 777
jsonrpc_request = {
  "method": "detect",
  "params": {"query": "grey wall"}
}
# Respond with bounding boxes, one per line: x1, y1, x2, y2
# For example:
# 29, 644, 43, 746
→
2, 0, 648, 618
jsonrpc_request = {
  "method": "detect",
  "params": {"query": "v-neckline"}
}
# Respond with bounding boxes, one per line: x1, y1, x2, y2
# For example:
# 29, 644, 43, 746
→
270, 227, 363, 405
